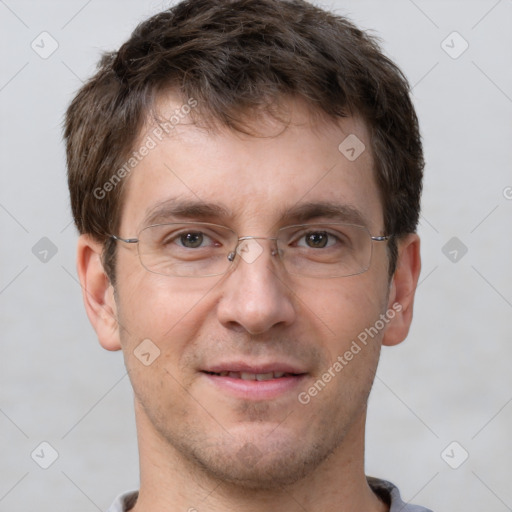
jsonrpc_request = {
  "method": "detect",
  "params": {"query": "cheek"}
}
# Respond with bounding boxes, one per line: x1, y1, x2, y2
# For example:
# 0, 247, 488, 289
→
115, 275, 218, 419
296, 276, 388, 355
115, 271, 221, 361
295, 284, 387, 415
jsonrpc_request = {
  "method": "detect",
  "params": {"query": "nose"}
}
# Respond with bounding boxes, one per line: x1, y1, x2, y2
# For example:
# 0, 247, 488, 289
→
217, 238, 296, 335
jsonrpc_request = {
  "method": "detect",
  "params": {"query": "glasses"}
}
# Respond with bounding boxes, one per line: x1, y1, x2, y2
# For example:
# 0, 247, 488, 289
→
111, 222, 391, 278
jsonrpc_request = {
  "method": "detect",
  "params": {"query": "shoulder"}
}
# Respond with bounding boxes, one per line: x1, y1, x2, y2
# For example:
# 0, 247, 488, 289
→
368, 477, 434, 512
106, 490, 139, 512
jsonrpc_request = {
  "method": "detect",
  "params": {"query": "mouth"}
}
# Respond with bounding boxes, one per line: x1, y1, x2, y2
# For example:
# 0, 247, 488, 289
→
203, 370, 302, 381
200, 363, 308, 400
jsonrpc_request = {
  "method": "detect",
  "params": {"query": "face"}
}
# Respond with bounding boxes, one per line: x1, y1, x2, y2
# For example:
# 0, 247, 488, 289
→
89, 97, 413, 489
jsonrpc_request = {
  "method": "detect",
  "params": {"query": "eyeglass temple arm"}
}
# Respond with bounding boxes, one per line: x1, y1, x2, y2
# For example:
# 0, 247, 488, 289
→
111, 234, 139, 244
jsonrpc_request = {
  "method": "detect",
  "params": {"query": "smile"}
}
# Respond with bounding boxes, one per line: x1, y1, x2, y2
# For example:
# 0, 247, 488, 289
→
204, 370, 299, 381
200, 366, 308, 400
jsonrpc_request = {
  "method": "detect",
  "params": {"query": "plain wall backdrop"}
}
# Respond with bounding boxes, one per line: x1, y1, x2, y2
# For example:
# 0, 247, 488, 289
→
1, 0, 511, 510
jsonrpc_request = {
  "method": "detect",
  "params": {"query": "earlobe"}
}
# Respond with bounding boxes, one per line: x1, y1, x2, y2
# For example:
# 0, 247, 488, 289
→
76, 235, 121, 351
382, 234, 421, 347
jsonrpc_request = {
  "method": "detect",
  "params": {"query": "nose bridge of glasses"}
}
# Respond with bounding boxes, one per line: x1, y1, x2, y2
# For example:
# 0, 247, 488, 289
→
237, 235, 278, 241
227, 235, 281, 264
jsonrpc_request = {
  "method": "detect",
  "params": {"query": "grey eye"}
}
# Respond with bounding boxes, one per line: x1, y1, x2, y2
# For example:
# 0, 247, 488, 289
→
179, 232, 204, 248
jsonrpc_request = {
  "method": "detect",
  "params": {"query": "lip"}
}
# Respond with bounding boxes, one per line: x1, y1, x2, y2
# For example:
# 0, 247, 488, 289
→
201, 372, 307, 400
203, 361, 307, 375
200, 361, 308, 401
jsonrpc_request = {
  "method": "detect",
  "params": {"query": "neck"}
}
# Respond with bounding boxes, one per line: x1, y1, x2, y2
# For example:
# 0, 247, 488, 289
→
130, 402, 387, 512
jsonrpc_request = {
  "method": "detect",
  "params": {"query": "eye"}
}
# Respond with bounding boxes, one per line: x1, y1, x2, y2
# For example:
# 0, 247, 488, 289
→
297, 231, 337, 249
157, 228, 217, 249
178, 231, 207, 248
143, 224, 230, 257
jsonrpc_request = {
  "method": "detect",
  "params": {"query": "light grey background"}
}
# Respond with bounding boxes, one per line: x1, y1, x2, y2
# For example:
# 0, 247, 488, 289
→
1, 0, 511, 510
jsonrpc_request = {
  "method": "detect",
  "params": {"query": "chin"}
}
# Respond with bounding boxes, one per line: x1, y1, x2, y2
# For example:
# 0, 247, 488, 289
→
181, 427, 344, 491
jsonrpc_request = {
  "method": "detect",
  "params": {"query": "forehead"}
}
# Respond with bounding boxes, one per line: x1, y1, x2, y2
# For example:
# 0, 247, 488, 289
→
119, 96, 383, 235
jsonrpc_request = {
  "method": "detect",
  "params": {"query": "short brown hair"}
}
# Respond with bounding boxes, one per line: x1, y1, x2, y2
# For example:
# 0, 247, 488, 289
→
64, 0, 423, 284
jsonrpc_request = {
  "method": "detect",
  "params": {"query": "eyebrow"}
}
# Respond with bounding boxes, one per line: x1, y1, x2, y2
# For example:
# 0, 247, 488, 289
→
141, 198, 368, 230
279, 201, 368, 227
142, 198, 231, 227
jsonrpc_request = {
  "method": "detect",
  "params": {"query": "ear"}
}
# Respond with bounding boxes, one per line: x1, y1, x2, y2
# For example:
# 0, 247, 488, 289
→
76, 235, 121, 351
382, 233, 421, 347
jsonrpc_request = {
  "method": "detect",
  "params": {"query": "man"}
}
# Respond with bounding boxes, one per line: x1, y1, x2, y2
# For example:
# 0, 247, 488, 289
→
64, 0, 429, 510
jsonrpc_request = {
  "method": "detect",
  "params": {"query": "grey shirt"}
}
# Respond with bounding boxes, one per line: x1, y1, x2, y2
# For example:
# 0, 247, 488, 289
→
106, 477, 433, 511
